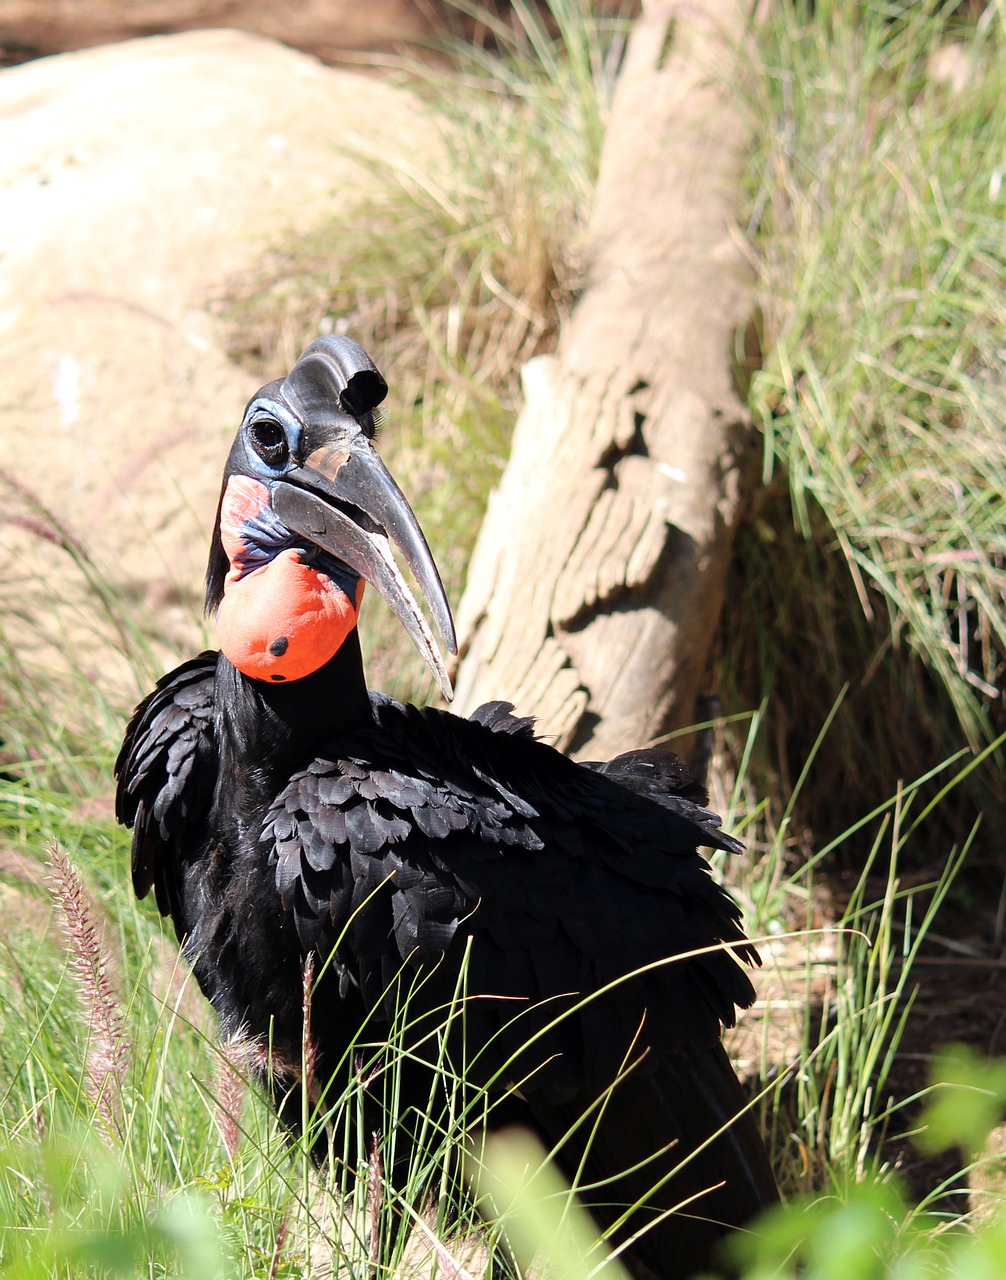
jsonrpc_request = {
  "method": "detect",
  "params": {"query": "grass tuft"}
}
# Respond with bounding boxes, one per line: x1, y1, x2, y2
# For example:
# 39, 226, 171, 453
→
732, 0, 1006, 848
47, 842, 131, 1138
0, 3, 1004, 1276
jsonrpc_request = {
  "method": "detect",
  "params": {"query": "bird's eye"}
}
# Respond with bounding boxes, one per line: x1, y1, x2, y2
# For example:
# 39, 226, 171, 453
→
249, 418, 289, 468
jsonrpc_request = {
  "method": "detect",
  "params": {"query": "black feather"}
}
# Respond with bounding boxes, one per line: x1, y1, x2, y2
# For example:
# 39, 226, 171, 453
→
116, 346, 777, 1278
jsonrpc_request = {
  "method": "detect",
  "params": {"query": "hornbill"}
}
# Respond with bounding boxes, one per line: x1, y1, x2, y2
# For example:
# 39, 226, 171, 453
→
116, 336, 778, 1278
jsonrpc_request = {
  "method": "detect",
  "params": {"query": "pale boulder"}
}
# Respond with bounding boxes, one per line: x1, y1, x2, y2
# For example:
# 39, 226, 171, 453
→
0, 29, 435, 707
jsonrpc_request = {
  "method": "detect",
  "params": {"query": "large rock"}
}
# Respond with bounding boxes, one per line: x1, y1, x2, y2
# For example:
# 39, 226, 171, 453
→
0, 0, 438, 65
0, 29, 435, 714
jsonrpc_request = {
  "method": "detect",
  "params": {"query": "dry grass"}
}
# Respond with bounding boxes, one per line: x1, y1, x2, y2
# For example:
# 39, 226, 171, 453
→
721, 0, 1006, 854
217, 1, 631, 703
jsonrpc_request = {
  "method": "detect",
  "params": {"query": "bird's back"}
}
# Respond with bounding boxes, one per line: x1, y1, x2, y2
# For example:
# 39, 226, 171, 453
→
265, 696, 779, 1275
118, 672, 777, 1277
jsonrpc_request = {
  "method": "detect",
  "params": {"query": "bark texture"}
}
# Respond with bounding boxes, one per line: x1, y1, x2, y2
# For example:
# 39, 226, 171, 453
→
453, 0, 761, 760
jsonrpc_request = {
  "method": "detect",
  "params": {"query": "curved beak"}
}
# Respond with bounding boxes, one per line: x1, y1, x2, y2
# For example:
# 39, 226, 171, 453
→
272, 437, 457, 700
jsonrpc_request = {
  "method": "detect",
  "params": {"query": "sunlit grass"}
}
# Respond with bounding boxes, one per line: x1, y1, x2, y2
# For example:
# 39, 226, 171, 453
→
730, 0, 1006, 842
0, 713, 995, 1277
706, 696, 1001, 1204
0, 1, 1005, 1277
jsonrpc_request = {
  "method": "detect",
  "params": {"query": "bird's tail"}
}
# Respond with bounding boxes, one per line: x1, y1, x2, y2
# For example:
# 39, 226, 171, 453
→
528, 1040, 778, 1280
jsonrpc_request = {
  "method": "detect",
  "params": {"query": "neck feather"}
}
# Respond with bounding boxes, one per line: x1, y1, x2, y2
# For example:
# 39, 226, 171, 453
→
214, 629, 371, 812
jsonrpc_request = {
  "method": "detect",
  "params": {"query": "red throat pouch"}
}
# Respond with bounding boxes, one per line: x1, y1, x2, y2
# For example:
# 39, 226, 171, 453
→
215, 476, 363, 682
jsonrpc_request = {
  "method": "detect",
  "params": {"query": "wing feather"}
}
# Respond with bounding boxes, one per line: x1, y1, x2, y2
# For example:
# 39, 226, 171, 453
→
260, 696, 757, 1107
115, 652, 218, 918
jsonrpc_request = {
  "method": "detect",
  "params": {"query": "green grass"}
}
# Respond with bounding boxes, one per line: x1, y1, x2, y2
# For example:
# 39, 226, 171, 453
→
0, 721, 994, 1277
708, 691, 1003, 1195
1, 0, 1006, 1276
728, 0, 1006, 847
0, 808, 496, 1278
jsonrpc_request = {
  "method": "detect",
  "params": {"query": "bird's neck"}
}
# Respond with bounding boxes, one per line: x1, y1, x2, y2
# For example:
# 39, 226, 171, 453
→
214, 627, 372, 812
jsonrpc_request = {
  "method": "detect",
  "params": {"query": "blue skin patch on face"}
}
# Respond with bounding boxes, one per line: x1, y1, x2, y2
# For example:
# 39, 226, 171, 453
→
240, 400, 303, 481
233, 501, 361, 600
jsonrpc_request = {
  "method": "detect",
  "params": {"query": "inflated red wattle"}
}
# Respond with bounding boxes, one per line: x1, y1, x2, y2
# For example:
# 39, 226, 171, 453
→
215, 475, 363, 682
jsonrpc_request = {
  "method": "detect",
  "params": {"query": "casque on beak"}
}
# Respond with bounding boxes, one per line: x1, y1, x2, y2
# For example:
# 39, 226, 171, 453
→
270, 340, 457, 700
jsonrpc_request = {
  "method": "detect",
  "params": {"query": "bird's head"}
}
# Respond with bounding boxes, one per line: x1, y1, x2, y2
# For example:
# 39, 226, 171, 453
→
206, 335, 457, 697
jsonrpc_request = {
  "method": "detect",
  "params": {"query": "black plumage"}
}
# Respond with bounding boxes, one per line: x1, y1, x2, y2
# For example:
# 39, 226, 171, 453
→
116, 336, 778, 1278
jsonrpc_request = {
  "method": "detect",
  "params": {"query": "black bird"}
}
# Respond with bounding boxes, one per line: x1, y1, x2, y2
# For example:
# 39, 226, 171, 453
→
116, 336, 778, 1278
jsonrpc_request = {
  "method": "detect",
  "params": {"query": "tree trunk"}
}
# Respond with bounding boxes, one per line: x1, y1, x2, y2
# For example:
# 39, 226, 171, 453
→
452, 0, 761, 761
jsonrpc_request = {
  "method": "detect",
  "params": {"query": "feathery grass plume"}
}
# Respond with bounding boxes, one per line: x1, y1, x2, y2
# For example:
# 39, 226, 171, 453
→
213, 1035, 250, 1164
301, 952, 318, 1117
367, 1131, 383, 1271
46, 842, 130, 1135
